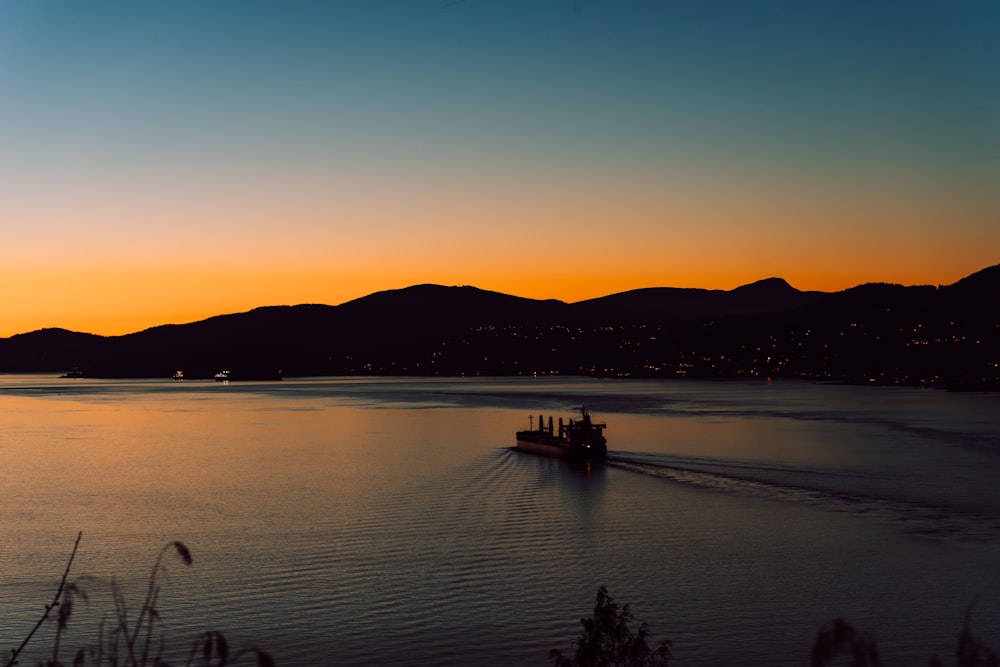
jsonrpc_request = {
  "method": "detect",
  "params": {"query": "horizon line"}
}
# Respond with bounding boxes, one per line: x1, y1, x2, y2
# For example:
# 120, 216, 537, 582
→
5, 265, 993, 340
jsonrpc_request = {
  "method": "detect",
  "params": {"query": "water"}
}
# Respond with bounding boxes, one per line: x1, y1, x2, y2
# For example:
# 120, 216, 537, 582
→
1, 375, 998, 665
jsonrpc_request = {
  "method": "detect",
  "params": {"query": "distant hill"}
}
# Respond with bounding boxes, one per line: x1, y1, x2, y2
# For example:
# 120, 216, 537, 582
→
0, 279, 820, 376
572, 277, 825, 323
0, 328, 108, 373
1, 265, 997, 389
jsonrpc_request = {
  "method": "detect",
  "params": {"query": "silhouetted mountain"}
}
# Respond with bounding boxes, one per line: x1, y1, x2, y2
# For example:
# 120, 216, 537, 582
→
0, 286, 573, 378
573, 277, 824, 323
1, 266, 996, 389
0, 328, 107, 373
949, 263, 1000, 294
779, 282, 938, 325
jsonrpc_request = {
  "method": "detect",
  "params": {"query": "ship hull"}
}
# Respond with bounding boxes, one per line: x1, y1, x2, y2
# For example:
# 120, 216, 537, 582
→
515, 432, 606, 462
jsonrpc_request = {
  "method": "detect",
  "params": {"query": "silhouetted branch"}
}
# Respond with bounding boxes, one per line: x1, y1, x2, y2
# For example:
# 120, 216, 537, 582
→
7, 534, 271, 666
5, 531, 82, 667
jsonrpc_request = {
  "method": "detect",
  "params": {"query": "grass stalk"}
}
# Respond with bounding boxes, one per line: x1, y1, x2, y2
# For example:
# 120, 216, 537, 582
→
5, 531, 82, 667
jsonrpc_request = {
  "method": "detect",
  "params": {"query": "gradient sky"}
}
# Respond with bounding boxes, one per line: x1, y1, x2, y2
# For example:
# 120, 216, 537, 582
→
2, 1, 999, 336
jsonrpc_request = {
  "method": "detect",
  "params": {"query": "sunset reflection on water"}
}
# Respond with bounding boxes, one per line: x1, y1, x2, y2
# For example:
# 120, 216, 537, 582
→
2, 376, 999, 665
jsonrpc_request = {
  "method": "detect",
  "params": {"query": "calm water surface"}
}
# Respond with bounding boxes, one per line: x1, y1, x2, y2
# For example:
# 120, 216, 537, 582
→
1, 375, 999, 665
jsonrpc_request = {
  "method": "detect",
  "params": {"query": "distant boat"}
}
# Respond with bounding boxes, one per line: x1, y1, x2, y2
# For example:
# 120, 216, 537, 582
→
60, 368, 84, 379
172, 370, 184, 381
213, 369, 282, 382
515, 407, 607, 462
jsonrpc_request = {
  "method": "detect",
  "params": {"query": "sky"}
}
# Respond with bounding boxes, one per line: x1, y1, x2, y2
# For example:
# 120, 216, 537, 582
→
2, 0, 999, 337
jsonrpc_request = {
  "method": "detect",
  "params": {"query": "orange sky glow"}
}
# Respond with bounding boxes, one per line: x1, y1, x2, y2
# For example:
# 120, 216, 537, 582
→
2, 2, 998, 337
3, 160, 998, 337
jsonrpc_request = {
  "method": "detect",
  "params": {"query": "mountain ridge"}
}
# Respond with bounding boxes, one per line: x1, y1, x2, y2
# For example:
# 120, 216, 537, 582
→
1, 265, 997, 389
4, 277, 826, 340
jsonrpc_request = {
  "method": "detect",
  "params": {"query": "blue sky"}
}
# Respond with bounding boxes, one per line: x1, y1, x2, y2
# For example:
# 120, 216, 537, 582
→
2, 1, 998, 335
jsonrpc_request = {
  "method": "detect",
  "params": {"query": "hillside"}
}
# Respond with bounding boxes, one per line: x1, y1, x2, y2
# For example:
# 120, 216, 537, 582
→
1, 266, 997, 389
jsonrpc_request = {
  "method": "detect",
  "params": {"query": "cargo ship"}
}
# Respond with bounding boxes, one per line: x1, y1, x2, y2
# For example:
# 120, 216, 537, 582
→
515, 407, 607, 461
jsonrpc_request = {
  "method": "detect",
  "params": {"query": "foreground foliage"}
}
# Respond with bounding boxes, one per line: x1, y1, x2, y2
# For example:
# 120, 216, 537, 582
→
554, 587, 998, 667
811, 614, 999, 667
5, 533, 272, 667
550, 586, 672, 666
9, 537, 998, 666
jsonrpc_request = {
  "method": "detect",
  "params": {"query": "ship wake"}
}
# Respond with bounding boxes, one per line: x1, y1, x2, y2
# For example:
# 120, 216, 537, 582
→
605, 451, 1000, 543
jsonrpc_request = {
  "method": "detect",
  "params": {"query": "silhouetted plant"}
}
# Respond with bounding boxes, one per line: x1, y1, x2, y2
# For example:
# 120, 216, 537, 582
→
3, 534, 272, 667
183, 631, 273, 667
550, 586, 672, 666
551, 589, 997, 667
950, 610, 1000, 667
811, 618, 880, 667
813, 613, 999, 667
6, 533, 82, 667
